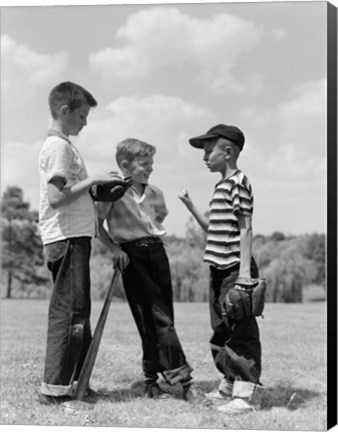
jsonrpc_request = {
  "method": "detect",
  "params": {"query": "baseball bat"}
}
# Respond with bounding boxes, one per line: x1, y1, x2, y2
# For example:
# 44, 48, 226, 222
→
74, 269, 120, 400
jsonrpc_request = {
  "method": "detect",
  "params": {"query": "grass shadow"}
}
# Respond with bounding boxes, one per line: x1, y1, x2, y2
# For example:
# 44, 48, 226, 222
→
92, 384, 142, 402
179, 380, 320, 412
94, 379, 220, 403
261, 384, 321, 411
195, 380, 220, 393
89, 380, 319, 411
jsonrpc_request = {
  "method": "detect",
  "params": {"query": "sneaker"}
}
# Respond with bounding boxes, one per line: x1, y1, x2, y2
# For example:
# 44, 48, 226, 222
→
205, 377, 233, 401
205, 389, 231, 400
145, 382, 174, 400
217, 397, 258, 414
37, 390, 72, 406
183, 385, 212, 406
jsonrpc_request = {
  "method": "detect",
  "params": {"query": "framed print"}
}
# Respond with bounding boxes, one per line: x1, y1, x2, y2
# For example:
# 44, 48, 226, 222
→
1, 1, 337, 430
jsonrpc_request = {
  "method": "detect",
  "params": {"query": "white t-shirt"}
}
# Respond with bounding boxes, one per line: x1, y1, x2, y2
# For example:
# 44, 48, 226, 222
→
38, 132, 95, 245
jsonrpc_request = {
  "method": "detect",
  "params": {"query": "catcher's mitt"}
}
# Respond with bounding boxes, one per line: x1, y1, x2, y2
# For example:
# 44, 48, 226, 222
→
90, 176, 133, 202
223, 276, 267, 320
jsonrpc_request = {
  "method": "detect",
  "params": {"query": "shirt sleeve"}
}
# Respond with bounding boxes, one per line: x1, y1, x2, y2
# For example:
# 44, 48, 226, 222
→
231, 175, 253, 216
46, 139, 74, 184
96, 201, 114, 220
153, 188, 168, 224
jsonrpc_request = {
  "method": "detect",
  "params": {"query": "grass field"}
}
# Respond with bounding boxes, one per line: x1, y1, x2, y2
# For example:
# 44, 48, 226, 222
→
0, 299, 327, 430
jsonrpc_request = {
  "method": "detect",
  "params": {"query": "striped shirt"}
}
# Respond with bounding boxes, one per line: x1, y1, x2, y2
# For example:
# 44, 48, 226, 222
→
96, 183, 168, 245
204, 170, 253, 270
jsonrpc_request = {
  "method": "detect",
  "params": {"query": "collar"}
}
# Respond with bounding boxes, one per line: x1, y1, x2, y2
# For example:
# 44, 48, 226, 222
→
47, 129, 72, 145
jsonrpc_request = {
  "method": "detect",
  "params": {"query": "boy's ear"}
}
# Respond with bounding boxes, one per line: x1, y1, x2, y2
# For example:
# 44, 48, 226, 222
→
120, 160, 129, 171
224, 145, 233, 159
60, 104, 70, 117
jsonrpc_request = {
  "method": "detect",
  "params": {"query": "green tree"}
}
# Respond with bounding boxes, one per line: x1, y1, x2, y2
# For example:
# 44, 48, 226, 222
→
303, 233, 326, 287
270, 231, 286, 242
166, 216, 209, 302
1, 186, 47, 298
254, 235, 320, 303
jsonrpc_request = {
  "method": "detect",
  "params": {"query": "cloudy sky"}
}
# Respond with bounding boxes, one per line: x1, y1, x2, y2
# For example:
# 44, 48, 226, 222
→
0, 0, 332, 237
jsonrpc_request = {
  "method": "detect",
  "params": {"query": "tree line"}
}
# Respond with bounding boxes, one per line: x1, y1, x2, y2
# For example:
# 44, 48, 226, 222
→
1, 186, 325, 302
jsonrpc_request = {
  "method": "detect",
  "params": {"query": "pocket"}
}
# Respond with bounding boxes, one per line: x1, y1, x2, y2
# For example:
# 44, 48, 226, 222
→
44, 240, 68, 265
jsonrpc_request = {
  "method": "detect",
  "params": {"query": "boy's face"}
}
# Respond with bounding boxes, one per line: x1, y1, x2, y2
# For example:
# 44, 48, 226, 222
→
61, 103, 91, 136
203, 139, 227, 172
123, 155, 154, 184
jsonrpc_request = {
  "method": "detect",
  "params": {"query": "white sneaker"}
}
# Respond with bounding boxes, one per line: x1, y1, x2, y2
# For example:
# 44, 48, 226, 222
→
205, 389, 227, 400
205, 389, 232, 400
217, 397, 258, 414
206, 377, 233, 401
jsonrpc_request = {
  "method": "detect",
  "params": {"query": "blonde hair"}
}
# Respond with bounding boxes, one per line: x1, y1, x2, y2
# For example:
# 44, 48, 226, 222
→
115, 138, 156, 167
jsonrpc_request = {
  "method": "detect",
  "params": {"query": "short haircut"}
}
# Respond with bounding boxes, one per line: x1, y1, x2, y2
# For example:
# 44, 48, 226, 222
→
48, 81, 97, 119
217, 137, 241, 159
115, 138, 156, 167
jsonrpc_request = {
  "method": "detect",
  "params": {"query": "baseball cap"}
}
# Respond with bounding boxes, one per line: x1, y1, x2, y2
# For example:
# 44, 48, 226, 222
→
189, 124, 245, 150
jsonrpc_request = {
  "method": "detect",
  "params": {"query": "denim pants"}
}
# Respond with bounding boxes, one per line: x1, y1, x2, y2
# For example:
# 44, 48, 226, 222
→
209, 259, 262, 384
40, 237, 92, 396
121, 239, 192, 385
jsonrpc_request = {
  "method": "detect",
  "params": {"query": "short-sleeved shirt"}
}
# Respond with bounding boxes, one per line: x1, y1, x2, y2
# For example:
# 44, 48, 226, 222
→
38, 130, 96, 245
96, 183, 167, 245
204, 170, 253, 270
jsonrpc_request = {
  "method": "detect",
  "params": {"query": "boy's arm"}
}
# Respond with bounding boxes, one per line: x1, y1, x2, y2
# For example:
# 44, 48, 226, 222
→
237, 213, 253, 278
178, 189, 209, 232
48, 173, 123, 209
153, 189, 168, 224
96, 216, 129, 271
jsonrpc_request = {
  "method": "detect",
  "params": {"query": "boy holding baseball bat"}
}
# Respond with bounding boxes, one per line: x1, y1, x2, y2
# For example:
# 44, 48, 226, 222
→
96, 138, 206, 403
37, 82, 125, 405
178, 124, 264, 414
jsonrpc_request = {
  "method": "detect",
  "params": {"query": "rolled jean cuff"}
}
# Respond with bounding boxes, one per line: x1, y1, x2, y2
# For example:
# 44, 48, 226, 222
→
162, 363, 193, 385
40, 382, 73, 397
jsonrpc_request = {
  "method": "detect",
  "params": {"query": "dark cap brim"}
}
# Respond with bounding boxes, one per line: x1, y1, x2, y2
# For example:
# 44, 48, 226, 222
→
189, 133, 218, 148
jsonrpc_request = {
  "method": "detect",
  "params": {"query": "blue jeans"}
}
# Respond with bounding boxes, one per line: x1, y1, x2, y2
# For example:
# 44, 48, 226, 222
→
40, 237, 92, 396
209, 260, 262, 384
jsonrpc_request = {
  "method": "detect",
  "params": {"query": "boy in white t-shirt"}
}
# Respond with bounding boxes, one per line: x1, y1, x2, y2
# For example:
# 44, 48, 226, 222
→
38, 81, 123, 405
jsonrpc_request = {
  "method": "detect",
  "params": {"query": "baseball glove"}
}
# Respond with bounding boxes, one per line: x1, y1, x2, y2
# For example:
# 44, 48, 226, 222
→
223, 276, 267, 320
90, 176, 133, 202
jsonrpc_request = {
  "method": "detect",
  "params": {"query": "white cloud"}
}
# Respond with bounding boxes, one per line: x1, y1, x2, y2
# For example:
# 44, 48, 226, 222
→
240, 78, 326, 182
89, 7, 262, 92
271, 28, 287, 41
238, 78, 327, 234
1, 35, 69, 90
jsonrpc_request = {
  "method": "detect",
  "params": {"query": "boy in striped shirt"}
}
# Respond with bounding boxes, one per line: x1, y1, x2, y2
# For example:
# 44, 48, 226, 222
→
178, 124, 263, 415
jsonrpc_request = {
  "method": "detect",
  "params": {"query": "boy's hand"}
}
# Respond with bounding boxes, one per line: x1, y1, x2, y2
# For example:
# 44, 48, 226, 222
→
92, 172, 124, 186
90, 176, 133, 202
111, 247, 129, 272
178, 188, 193, 209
